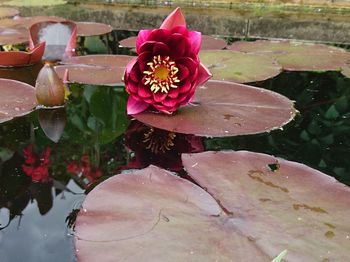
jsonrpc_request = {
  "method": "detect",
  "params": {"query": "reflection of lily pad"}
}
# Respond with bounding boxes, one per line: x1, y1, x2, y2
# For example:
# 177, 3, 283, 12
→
182, 151, 350, 261
75, 165, 267, 261
134, 80, 296, 137
229, 40, 350, 72
0, 7, 19, 18
119, 35, 226, 50
200, 50, 281, 83
76, 22, 113, 37
0, 79, 37, 123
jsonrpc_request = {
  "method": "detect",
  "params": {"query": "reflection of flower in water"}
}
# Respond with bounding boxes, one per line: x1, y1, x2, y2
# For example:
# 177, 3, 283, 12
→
124, 120, 204, 171
22, 145, 51, 182
67, 155, 102, 188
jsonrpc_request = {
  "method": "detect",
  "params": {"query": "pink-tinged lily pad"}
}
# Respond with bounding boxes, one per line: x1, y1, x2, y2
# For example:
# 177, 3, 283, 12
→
134, 80, 296, 137
229, 40, 350, 71
0, 16, 65, 29
54, 64, 125, 86
182, 151, 350, 261
0, 78, 37, 123
0, 42, 45, 67
0, 27, 28, 45
29, 20, 77, 61
76, 22, 113, 37
0, 7, 19, 19
57, 55, 133, 85
119, 35, 226, 50
200, 50, 281, 83
341, 65, 350, 79
75, 165, 268, 262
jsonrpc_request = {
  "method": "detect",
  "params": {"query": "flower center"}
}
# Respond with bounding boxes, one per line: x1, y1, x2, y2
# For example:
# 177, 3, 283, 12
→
143, 55, 180, 93
143, 127, 176, 154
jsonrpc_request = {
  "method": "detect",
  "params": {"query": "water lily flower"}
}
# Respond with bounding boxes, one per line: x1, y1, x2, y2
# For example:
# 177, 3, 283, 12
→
124, 7, 211, 114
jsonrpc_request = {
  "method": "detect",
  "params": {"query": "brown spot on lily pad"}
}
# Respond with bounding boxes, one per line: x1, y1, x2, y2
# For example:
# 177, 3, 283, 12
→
182, 150, 350, 261
76, 22, 113, 37
0, 78, 37, 123
134, 80, 296, 137
200, 50, 281, 83
229, 40, 350, 72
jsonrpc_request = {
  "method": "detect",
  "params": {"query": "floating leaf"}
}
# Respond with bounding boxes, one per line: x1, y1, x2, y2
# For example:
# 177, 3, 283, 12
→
200, 50, 281, 83
38, 108, 66, 143
0, 7, 19, 18
76, 22, 113, 37
119, 35, 226, 50
0, 42, 45, 67
29, 21, 77, 61
182, 151, 350, 261
134, 80, 296, 137
0, 78, 37, 123
57, 55, 133, 85
341, 65, 350, 79
0, 27, 28, 45
75, 165, 267, 262
229, 40, 350, 72
35, 63, 66, 106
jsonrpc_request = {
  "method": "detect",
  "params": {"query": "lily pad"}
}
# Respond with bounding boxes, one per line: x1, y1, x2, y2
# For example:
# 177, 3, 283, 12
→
0, 27, 28, 45
57, 55, 133, 85
341, 65, 350, 79
199, 50, 281, 83
76, 22, 113, 37
0, 7, 19, 18
0, 16, 65, 29
229, 40, 350, 72
0, 78, 37, 123
134, 80, 296, 137
182, 151, 350, 261
119, 35, 226, 50
75, 165, 268, 262
1, 0, 66, 6
54, 64, 125, 86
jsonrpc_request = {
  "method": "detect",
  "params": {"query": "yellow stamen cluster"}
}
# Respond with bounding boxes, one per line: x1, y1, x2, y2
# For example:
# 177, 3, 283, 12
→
143, 127, 176, 154
143, 55, 180, 93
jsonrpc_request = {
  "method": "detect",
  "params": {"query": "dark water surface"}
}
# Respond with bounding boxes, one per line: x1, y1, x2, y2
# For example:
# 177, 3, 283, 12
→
0, 33, 349, 261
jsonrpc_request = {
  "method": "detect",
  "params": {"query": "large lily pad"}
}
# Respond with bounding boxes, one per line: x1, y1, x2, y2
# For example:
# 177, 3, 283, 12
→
0, 7, 19, 18
0, 78, 37, 123
55, 64, 125, 86
134, 80, 296, 137
76, 22, 113, 37
182, 151, 350, 261
75, 165, 268, 262
57, 55, 133, 85
229, 40, 350, 72
200, 50, 281, 83
119, 35, 226, 50
0, 27, 28, 45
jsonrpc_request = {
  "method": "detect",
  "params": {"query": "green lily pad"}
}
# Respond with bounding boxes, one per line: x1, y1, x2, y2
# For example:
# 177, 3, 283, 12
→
200, 50, 281, 83
0, 7, 19, 18
134, 80, 296, 137
229, 40, 350, 72
0, 78, 37, 123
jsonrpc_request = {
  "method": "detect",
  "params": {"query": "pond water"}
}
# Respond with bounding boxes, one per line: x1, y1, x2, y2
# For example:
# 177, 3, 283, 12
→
0, 31, 349, 261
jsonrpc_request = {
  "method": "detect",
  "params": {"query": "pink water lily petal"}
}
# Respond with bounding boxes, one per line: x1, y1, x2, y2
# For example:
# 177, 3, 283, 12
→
160, 7, 186, 30
127, 96, 150, 115
195, 62, 212, 87
136, 30, 152, 54
188, 31, 202, 54
0, 42, 45, 67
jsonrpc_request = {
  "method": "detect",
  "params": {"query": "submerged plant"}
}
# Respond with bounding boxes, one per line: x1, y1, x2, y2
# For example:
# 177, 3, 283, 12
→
124, 7, 211, 114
